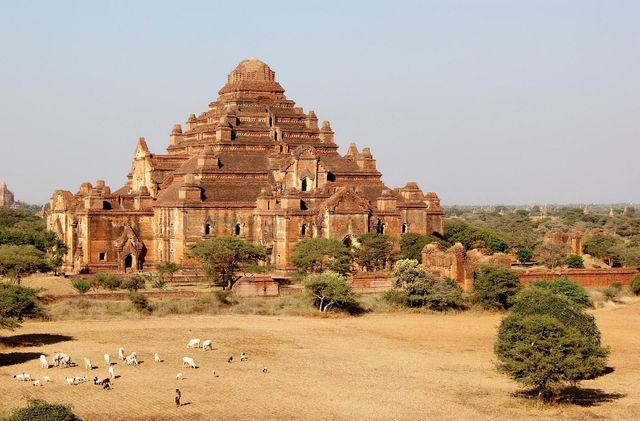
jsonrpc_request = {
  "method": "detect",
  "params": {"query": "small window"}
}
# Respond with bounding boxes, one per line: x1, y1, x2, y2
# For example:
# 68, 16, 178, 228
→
301, 224, 307, 236
327, 172, 336, 182
235, 224, 241, 236
99, 252, 107, 261
102, 201, 112, 210
401, 223, 408, 234
204, 224, 211, 235
300, 200, 308, 210
301, 178, 308, 192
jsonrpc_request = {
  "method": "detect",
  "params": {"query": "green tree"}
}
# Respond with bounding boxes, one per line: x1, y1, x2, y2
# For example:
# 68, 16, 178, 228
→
189, 237, 267, 288
0, 283, 42, 330
390, 259, 462, 311
290, 238, 351, 275
565, 254, 585, 269
71, 279, 91, 294
6, 399, 81, 421
444, 220, 508, 254
398, 233, 447, 261
156, 261, 181, 283
393, 259, 428, 288
582, 233, 624, 266
303, 272, 358, 312
535, 242, 571, 269
0, 244, 49, 284
120, 274, 147, 292
473, 265, 521, 310
353, 233, 395, 271
515, 248, 534, 263
94, 273, 122, 291
629, 274, 640, 296
531, 278, 591, 308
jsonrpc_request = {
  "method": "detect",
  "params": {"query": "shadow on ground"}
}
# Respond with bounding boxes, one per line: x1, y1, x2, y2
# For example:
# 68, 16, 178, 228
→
515, 386, 626, 407
0, 352, 43, 367
0, 333, 74, 348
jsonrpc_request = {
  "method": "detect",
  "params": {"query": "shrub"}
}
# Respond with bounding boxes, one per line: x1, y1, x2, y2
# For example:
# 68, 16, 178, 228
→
406, 276, 462, 311
495, 313, 609, 400
531, 278, 591, 308
94, 274, 122, 291
120, 275, 146, 292
291, 238, 352, 275
151, 277, 166, 290
71, 279, 90, 295
602, 282, 623, 301
473, 266, 521, 310
515, 248, 534, 263
393, 259, 428, 288
129, 293, 152, 314
510, 287, 601, 345
6, 399, 81, 421
630, 274, 640, 296
382, 288, 409, 307
303, 272, 359, 313
214, 289, 238, 306
0, 283, 42, 330
565, 254, 585, 269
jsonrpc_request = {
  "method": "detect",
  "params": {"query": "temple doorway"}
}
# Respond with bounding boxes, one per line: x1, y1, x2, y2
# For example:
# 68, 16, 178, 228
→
124, 254, 133, 272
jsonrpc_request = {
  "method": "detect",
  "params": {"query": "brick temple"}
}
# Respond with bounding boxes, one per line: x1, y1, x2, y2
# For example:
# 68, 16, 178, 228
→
47, 58, 444, 273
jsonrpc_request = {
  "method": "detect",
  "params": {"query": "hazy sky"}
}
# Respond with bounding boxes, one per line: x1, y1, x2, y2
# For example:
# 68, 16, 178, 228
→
0, 1, 638, 205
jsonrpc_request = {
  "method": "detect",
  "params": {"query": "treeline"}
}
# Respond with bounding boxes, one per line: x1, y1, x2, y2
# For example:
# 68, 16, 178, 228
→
0, 207, 66, 282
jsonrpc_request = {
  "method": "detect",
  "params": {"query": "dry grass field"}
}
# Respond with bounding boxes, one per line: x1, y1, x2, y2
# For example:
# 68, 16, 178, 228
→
1, 300, 639, 420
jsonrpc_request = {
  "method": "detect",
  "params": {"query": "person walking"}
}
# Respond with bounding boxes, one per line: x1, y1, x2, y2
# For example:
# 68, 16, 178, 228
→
175, 388, 181, 407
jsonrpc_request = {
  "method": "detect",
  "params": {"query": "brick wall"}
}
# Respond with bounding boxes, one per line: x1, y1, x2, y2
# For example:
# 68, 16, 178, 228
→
349, 272, 394, 294
518, 268, 639, 288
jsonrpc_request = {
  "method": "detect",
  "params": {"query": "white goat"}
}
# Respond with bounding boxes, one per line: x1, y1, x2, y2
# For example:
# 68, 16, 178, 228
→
32, 380, 42, 386
14, 373, 30, 381
240, 352, 247, 362
262, 367, 268, 373
104, 353, 111, 366
42, 376, 52, 383
84, 357, 93, 370
211, 370, 218, 378
176, 372, 183, 380
65, 376, 75, 385
125, 352, 138, 366
118, 347, 126, 361
154, 353, 161, 363
108, 366, 116, 379
187, 338, 201, 348
52, 353, 69, 367
74, 375, 87, 384
201, 339, 212, 351
39, 355, 49, 369
182, 356, 197, 369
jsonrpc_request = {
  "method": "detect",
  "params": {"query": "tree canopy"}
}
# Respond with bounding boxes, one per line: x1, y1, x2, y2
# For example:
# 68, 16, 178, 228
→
353, 233, 395, 271
303, 272, 358, 312
473, 265, 521, 310
0, 283, 42, 330
291, 238, 351, 275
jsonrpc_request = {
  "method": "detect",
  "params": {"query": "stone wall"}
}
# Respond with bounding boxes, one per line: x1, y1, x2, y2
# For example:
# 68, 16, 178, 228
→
349, 272, 394, 294
517, 268, 639, 287
232, 276, 280, 297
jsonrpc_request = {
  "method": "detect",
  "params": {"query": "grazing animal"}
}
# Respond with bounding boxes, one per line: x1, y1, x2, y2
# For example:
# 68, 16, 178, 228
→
14, 373, 31, 381
60, 355, 72, 368
74, 375, 87, 384
108, 366, 116, 379
262, 367, 268, 373
240, 352, 247, 362
211, 370, 218, 378
201, 339, 212, 351
118, 347, 126, 361
39, 355, 49, 369
187, 338, 201, 349
227, 356, 233, 363
65, 377, 76, 385
84, 358, 93, 370
42, 376, 52, 383
154, 353, 161, 363
32, 380, 42, 386
182, 356, 197, 369
125, 352, 138, 366
93, 376, 101, 385
102, 378, 111, 390
104, 354, 111, 366
176, 372, 183, 380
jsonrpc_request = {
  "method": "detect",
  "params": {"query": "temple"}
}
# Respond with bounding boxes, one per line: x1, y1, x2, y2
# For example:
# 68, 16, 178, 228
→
0, 181, 17, 208
47, 58, 444, 273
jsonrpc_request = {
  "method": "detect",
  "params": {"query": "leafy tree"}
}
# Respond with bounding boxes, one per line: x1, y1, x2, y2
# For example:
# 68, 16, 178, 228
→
565, 254, 585, 269
473, 265, 521, 310
156, 261, 181, 283
535, 242, 570, 269
393, 259, 428, 288
71, 279, 91, 294
6, 399, 81, 421
291, 238, 351, 275
531, 278, 591, 308
398, 233, 447, 261
582, 233, 624, 266
444, 219, 508, 254
382, 288, 409, 307
390, 259, 462, 311
94, 273, 122, 291
129, 293, 153, 314
0, 283, 42, 330
303, 272, 358, 312
515, 248, 534, 263
629, 274, 640, 296
495, 314, 609, 400
189, 237, 266, 288
0, 244, 49, 284
120, 274, 147, 292
151, 277, 166, 290
353, 233, 395, 271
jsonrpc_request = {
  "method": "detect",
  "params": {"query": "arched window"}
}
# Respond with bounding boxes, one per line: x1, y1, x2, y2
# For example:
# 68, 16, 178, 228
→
204, 223, 211, 235
401, 223, 408, 234
301, 178, 308, 192
235, 224, 241, 236
301, 224, 307, 236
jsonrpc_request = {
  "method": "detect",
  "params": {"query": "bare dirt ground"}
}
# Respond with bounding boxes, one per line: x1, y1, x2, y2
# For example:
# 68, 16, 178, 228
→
1, 304, 639, 420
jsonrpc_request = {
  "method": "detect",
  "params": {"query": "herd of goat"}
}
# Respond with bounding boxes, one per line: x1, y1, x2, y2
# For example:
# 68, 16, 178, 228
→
13, 337, 267, 389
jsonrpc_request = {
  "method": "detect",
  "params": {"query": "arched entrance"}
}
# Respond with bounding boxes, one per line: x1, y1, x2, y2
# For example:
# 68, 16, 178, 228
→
124, 254, 133, 272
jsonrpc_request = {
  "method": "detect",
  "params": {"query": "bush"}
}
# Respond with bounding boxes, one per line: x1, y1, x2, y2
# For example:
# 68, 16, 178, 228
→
151, 277, 166, 290
303, 272, 359, 313
94, 274, 122, 291
382, 288, 409, 307
71, 279, 90, 295
291, 238, 352, 275
565, 254, 585, 269
515, 248, 534, 263
602, 282, 623, 301
473, 266, 521, 310
129, 293, 152, 314
630, 274, 640, 296
510, 287, 601, 345
406, 276, 462, 311
214, 289, 238, 306
120, 275, 146, 292
495, 313, 609, 400
6, 399, 81, 421
531, 278, 591, 308
0, 283, 42, 330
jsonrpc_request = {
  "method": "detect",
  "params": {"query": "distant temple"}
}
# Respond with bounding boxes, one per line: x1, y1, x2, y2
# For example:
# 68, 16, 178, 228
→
47, 58, 444, 273
0, 181, 17, 208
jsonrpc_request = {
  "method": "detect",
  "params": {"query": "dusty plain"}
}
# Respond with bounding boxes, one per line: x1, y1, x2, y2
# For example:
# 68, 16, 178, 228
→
0, 302, 639, 420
